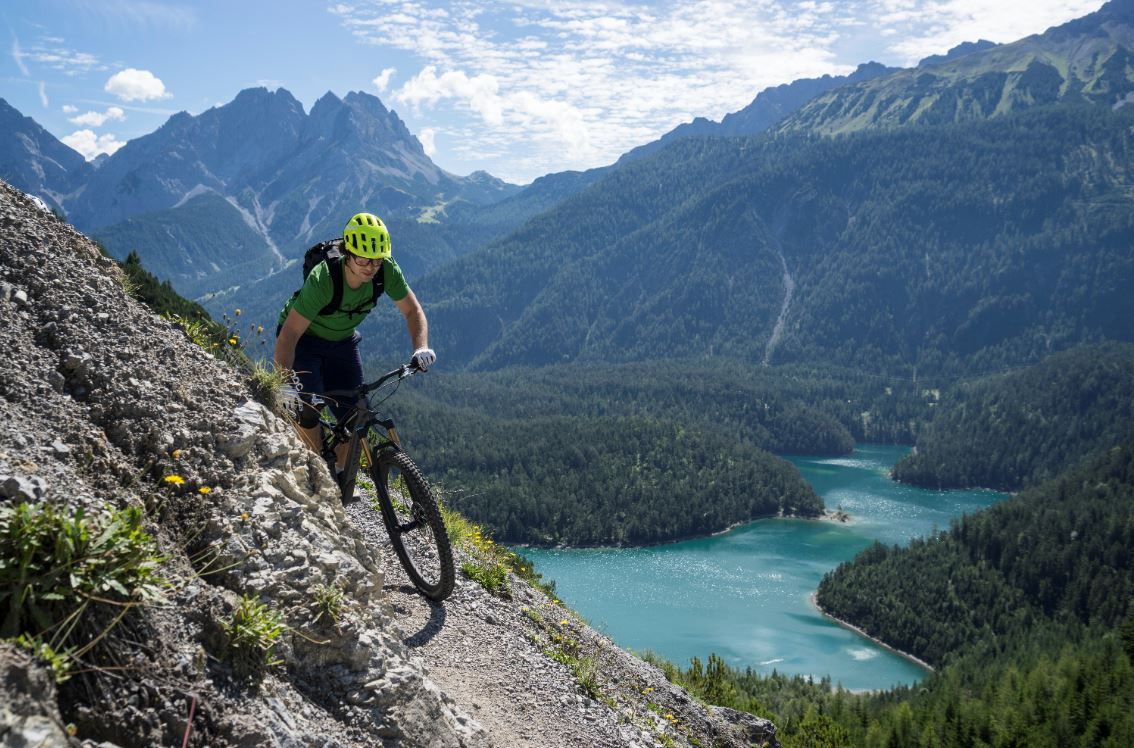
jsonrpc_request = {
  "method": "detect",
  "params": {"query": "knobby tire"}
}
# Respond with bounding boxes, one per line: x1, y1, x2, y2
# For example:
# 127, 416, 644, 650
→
370, 448, 455, 601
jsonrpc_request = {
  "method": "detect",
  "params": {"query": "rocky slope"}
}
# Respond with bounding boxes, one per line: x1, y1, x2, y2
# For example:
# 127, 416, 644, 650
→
0, 179, 778, 747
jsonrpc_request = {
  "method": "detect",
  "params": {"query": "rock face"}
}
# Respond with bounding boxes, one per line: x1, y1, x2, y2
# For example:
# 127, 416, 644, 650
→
0, 179, 780, 747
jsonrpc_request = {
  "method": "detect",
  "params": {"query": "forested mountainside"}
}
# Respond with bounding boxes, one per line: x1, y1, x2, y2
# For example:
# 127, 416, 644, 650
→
820, 444, 1134, 667
417, 104, 1134, 376
642, 445, 1134, 747
404, 404, 822, 546
892, 343, 1134, 490
778, 0, 1134, 135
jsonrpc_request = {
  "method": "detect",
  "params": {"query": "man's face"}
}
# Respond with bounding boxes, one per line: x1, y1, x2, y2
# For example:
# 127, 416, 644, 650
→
346, 252, 381, 282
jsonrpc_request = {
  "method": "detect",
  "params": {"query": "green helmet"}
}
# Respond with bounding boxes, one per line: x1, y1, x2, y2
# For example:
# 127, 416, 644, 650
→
343, 212, 392, 260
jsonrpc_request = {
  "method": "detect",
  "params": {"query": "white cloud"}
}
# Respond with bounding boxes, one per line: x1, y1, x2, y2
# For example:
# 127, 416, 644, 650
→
331, 0, 1108, 182
105, 68, 171, 102
18, 37, 104, 76
373, 67, 397, 92
38, 82, 48, 108
418, 127, 437, 155
61, 129, 126, 160
870, 0, 1103, 65
69, 106, 126, 127
396, 66, 504, 124
12, 36, 29, 76
62, 104, 78, 114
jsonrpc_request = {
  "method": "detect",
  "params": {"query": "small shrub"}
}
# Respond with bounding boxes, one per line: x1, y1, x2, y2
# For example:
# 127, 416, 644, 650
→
223, 594, 286, 677
12, 634, 75, 683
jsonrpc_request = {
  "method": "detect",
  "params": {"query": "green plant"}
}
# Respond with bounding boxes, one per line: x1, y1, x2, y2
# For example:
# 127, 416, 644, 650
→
12, 634, 75, 683
441, 505, 558, 598
117, 268, 142, 299
164, 313, 215, 349
460, 560, 510, 597
0, 502, 167, 641
223, 594, 286, 675
310, 579, 345, 626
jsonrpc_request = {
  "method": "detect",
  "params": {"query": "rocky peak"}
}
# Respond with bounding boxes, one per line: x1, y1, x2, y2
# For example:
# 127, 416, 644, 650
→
0, 97, 90, 211
340, 90, 426, 157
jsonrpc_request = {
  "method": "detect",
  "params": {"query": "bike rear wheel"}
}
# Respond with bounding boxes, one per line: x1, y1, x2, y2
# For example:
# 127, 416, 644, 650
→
370, 448, 455, 601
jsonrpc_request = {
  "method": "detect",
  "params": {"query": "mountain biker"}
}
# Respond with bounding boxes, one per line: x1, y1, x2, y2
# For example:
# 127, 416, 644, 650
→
274, 212, 435, 474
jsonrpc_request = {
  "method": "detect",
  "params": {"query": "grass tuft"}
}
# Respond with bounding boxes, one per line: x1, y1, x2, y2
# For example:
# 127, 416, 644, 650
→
222, 593, 286, 678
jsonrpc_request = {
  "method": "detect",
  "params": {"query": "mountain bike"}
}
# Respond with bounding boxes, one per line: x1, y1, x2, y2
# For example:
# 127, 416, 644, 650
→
314, 361, 454, 601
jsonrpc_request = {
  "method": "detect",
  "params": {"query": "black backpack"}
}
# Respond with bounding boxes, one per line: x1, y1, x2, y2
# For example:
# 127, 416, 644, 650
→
292, 239, 384, 317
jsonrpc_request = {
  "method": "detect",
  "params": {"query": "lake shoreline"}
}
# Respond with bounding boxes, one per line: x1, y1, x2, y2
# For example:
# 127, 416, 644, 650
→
809, 593, 936, 674
512, 510, 844, 551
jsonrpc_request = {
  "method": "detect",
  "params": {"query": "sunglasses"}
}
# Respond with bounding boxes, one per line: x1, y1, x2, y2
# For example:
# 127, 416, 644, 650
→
349, 255, 382, 268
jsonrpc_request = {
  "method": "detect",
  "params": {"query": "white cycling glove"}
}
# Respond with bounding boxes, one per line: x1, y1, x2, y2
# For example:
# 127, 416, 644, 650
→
411, 347, 437, 371
277, 371, 305, 415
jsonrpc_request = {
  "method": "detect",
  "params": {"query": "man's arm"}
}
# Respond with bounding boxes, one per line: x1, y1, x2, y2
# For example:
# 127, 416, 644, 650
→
395, 290, 429, 351
274, 308, 312, 372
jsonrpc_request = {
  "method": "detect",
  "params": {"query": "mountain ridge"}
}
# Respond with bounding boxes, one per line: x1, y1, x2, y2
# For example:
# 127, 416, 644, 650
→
778, 0, 1134, 134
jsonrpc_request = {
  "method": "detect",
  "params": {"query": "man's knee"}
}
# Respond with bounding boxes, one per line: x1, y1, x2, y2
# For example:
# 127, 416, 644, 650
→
297, 403, 321, 429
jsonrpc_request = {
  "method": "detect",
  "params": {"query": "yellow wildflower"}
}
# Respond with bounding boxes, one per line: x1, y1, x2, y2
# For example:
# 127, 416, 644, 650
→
234, 308, 241, 316
198, 486, 212, 494
559, 619, 569, 626
171, 449, 183, 459
228, 337, 238, 346
163, 475, 185, 485
240, 512, 249, 521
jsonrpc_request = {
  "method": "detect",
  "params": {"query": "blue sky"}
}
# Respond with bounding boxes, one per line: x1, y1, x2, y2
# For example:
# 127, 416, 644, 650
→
2, 0, 1104, 184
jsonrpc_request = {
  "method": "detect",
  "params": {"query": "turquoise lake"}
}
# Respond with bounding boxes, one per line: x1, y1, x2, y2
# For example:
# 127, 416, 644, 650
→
518, 444, 1007, 691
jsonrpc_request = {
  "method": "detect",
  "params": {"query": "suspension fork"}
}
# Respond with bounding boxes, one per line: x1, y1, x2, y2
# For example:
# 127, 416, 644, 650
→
360, 425, 403, 505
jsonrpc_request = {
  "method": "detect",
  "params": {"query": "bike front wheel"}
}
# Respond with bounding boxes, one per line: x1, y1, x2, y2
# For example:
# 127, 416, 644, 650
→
370, 449, 455, 601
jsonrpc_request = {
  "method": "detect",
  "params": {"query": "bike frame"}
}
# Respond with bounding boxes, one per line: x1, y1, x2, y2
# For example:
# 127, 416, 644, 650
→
316, 363, 417, 502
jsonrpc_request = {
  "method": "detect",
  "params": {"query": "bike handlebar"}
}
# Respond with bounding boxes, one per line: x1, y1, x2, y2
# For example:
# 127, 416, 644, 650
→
360, 360, 422, 395
319, 360, 423, 403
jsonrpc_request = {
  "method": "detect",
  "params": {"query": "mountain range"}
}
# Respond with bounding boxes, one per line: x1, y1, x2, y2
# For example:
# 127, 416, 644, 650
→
2, 0, 1133, 377
2, 87, 518, 297
409, 0, 1134, 375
